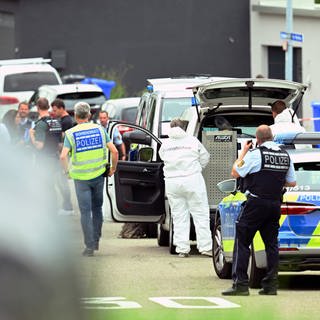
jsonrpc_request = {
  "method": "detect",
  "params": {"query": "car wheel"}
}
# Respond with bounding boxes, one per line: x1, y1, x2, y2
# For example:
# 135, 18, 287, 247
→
169, 216, 177, 254
212, 215, 232, 279
248, 245, 267, 288
146, 223, 157, 238
157, 224, 169, 246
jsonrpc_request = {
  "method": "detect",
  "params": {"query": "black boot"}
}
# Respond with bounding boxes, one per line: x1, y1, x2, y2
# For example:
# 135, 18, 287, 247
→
260, 276, 278, 295
258, 287, 277, 295
222, 284, 249, 296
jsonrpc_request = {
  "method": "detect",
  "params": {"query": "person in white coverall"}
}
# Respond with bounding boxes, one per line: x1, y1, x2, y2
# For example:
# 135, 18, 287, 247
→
269, 100, 305, 136
159, 118, 212, 257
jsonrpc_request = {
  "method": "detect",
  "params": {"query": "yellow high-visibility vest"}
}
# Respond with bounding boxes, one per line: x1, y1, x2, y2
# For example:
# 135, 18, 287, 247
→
65, 123, 108, 180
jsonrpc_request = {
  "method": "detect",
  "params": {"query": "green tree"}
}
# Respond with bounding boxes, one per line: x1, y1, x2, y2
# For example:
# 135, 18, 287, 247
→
92, 63, 133, 99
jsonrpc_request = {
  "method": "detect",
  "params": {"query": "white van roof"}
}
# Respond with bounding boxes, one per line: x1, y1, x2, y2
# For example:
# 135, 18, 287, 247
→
147, 76, 230, 92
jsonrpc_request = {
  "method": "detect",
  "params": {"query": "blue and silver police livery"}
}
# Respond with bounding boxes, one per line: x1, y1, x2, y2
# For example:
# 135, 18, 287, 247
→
213, 133, 320, 288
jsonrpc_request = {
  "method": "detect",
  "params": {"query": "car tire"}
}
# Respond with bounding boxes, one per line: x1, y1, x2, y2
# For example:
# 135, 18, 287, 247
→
157, 224, 169, 246
146, 223, 157, 238
212, 214, 232, 279
248, 245, 267, 288
169, 216, 177, 254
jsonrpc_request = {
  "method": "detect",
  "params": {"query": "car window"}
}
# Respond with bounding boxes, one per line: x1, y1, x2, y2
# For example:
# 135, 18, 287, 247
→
159, 97, 192, 136
202, 114, 274, 137
29, 91, 41, 106
293, 162, 320, 192
4, 72, 60, 91
161, 98, 191, 121
146, 98, 157, 132
121, 107, 137, 123
57, 92, 106, 110
139, 100, 148, 128
203, 86, 293, 101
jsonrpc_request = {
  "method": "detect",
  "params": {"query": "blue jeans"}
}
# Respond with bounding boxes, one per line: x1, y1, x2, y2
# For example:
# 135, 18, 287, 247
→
74, 175, 105, 249
56, 169, 73, 211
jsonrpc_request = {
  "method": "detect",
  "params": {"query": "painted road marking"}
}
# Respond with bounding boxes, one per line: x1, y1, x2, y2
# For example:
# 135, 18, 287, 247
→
82, 297, 142, 309
82, 297, 240, 309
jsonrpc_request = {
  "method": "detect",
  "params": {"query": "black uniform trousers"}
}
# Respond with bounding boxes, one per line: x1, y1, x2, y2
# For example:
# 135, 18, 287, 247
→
231, 195, 281, 289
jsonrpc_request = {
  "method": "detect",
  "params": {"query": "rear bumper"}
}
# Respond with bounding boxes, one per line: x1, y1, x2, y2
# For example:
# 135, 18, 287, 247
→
255, 249, 320, 271
279, 253, 320, 271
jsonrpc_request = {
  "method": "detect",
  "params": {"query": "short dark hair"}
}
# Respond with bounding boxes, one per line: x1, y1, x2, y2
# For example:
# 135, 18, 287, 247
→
99, 110, 109, 117
18, 101, 30, 110
271, 100, 286, 115
51, 98, 65, 110
36, 97, 50, 111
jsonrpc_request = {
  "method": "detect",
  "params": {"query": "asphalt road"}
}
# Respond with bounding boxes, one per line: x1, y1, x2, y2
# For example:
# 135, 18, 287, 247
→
63, 216, 320, 320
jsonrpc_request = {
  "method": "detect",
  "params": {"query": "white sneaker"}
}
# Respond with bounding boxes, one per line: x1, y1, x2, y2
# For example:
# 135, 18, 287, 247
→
58, 209, 75, 216
201, 250, 213, 257
178, 252, 189, 258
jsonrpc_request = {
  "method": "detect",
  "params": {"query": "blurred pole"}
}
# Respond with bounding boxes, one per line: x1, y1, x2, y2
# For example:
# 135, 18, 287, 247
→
285, 0, 293, 81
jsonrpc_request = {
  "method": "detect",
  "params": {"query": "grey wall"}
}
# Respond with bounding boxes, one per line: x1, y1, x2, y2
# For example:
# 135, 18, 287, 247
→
2, 0, 250, 95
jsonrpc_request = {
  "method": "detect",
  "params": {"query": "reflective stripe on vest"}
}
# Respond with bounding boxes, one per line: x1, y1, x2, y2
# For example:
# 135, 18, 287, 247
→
66, 123, 108, 180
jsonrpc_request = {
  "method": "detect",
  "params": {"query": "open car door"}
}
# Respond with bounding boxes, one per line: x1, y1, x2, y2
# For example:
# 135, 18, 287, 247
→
105, 122, 165, 223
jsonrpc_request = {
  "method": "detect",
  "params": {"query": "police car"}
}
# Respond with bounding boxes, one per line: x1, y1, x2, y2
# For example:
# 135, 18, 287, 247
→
214, 132, 320, 288
105, 78, 307, 254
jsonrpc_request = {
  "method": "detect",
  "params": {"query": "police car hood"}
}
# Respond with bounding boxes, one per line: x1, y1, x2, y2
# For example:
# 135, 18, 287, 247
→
191, 78, 307, 110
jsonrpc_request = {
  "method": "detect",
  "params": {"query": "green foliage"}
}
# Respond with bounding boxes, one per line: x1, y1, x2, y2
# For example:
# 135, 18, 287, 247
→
92, 63, 133, 99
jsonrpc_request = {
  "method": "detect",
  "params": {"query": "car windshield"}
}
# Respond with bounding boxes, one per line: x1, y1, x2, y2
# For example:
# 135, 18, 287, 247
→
58, 92, 106, 110
4, 72, 60, 91
160, 98, 192, 136
291, 162, 320, 192
161, 98, 192, 121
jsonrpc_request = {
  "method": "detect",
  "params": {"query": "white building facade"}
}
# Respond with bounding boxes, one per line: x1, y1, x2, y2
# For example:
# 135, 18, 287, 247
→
251, 0, 320, 130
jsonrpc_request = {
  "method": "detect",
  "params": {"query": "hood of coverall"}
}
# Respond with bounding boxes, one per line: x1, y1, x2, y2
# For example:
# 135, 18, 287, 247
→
168, 126, 187, 139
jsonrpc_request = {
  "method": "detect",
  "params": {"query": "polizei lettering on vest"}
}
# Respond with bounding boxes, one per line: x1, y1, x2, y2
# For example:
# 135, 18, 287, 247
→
262, 150, 289, 171
74, 128, 103, 152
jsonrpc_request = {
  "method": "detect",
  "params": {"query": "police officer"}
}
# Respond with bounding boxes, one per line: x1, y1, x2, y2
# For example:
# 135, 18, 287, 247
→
98, 110, 126, 160
60, 102, 118, 257
222, 125, 296, 296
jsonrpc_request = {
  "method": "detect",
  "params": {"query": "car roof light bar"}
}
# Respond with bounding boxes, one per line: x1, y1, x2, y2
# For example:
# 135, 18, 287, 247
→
192, 91, 201, 123
146, 85, 153, 93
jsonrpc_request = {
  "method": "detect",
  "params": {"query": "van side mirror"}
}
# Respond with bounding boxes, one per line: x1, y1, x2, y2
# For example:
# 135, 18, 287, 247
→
217, 179, 237, 193
138, 147, 153, 162
123, 130, 152, 146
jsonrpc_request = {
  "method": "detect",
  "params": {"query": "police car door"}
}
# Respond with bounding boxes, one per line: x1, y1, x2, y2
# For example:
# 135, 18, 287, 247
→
105, 122, 165, 223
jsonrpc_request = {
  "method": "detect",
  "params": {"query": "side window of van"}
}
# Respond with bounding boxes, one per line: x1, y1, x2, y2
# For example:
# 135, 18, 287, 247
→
136, 100, 147, 128
146, 98, 157, 133
140, 102, 148, 128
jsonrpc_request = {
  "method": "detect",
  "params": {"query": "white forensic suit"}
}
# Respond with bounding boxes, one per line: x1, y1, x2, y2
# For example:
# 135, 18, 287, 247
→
159, 126, 212, 255
270, 108, 305, 136
270, 108, 309, 148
